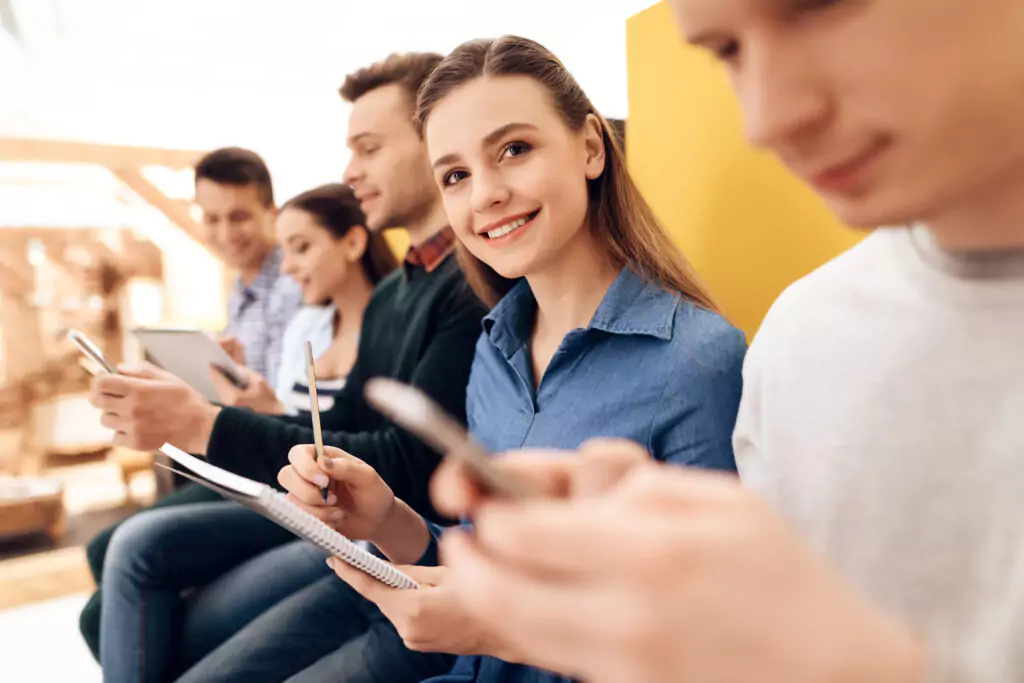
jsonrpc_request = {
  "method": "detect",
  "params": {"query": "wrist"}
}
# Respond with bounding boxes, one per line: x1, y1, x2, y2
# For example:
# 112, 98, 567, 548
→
185, 402, 221, 456
370, 499, 431, 565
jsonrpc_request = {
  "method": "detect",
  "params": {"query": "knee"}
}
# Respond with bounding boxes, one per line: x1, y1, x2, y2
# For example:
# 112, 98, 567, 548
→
102, 508, 179, 584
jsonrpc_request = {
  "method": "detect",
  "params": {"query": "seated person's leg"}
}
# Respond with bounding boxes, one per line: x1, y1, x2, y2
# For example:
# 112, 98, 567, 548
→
78, 590, 103, 662
85, 483, 222, 582
79, 483, 224, 662
175, 572, 450, 683
174, 540, 334, 671
100, 501, 297, 683
284, 619, 456, 683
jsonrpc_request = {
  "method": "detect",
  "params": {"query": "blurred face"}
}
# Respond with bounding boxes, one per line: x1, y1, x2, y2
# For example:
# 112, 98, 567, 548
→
195, 179, 276, 269
343, 84, 439, 231
276, 207, 367, 305
669, 0, 1024, 229
425, 75, 606, 280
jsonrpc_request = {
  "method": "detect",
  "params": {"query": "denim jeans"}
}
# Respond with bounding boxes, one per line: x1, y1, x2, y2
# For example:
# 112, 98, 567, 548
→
174, 561, 455, 683
100, 501, 309, 683
80, 483, 223, 661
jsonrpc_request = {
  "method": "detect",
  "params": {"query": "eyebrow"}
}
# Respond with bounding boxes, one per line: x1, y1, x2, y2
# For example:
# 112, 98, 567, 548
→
347, 132, 377, 147
684, 30, 721, 47
431, 122, 539, 170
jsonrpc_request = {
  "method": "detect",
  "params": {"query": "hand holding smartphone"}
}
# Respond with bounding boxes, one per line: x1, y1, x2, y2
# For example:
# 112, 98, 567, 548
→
68, 329, 117, 375
364, 378, 538, 500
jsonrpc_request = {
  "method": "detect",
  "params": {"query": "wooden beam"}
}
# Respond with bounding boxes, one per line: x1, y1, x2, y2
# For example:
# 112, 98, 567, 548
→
111, 168, 219, 260
0, 136, 205, 169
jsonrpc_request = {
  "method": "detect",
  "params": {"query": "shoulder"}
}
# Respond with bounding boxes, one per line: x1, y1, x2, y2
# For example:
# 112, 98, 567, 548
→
283, 306, 334, 338
665, 303, 747, 385
752, 229, 891, 354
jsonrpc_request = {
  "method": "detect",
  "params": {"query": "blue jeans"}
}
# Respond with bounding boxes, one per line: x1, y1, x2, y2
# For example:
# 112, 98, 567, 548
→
174, 557, 455, 683
100, 502, 313, 683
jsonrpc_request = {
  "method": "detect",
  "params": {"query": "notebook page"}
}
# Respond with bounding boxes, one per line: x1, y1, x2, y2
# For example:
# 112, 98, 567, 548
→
160, 443, 263, 498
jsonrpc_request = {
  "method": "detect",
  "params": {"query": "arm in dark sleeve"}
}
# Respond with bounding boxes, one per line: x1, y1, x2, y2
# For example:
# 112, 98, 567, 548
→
206, 294, 483, 521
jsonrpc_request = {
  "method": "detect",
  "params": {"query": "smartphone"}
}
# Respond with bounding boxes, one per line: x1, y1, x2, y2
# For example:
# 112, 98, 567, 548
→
363, 378, 538, 499
68, 329, 118, 375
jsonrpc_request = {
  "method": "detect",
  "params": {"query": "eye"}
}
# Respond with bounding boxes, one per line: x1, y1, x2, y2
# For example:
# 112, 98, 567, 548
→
711, 39, 741, 62
295, 242, 309, 254
500, 141, 531, 160
442, 169, 469, 187
794, 0, 843, 11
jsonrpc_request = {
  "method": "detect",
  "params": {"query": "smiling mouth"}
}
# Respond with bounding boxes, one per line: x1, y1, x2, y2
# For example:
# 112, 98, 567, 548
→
484, 210, 539, 240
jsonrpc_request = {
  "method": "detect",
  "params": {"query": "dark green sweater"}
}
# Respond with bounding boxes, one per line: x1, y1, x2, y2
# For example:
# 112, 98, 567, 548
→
206, 253, 486, 520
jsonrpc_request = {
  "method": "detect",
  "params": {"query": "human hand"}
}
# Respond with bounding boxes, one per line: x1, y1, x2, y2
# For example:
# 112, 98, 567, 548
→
430, 437, 650, 517
327, 561, 515, 660
279, 445, 396, 540
209, 364, 284, 414
441, 462, 925, 683
218, 335, 247, 365
89, 362, 220, 454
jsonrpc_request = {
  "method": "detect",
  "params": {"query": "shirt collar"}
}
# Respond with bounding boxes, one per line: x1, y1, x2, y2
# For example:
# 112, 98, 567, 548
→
232, 247, 284, 301
403, 227, 457, 274
483, 266, 678, 359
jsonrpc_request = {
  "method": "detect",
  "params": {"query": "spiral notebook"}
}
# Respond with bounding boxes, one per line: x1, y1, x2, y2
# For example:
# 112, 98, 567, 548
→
158, 444, 419, 590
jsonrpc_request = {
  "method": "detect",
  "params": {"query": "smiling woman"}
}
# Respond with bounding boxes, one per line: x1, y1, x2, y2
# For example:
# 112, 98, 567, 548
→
416, 36, 718, 319
274, 35, 747, 683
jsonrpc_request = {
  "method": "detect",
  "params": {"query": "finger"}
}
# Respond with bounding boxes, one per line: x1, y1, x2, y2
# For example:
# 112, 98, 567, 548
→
285, 493, 343, 524
116, 361, 166, 380
442, 531, 607, 679
391, 564, 447, 588
208, 367, 239, 402
572, 438, 652, 497
279, 467, 337, 507
469, 488, 725, 579
90, 374, 131, 401
90, 387, 127, 412
327, 556, 391, 604
287, 445, 332, 488
320, 448, 383, 489
431, 450, 575, 517
99, 412, 126, 433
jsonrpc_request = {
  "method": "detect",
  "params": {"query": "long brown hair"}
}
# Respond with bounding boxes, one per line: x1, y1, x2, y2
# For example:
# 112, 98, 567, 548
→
415, 36, 719, 312
281, 183, 398, 284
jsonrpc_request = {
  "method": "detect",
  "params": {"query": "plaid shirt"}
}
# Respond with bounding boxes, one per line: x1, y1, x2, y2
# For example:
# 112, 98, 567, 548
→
224, 247, 302, 382
403, 227, 457, 274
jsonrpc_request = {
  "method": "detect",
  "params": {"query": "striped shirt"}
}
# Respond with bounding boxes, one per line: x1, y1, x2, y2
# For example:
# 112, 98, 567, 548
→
224, 247, 302, 382
282, 374, 347, 417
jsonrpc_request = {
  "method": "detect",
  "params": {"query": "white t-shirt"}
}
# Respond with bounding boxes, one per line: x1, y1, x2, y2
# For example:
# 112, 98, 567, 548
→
735, 226, 1024, 681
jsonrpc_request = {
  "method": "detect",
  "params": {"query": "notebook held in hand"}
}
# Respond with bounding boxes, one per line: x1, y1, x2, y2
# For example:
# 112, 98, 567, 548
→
158, 443, 419, 590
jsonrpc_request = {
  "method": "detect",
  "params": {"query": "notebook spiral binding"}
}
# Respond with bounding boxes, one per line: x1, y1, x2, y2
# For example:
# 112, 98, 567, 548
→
259, 489, 420, 590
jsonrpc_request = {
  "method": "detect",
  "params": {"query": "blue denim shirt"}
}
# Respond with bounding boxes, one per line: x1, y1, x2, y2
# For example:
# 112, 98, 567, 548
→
422, 266, 746, 683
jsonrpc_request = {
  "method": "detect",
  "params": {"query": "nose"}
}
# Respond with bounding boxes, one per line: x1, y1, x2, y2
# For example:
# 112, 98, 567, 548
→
737, 40, 831, 152
280, 252, 298, 277
470, 167, 511, 214
343, 156, 363, 187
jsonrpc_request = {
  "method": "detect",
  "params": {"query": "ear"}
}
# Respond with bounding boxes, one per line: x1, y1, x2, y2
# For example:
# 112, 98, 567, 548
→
582, 114, 607, 181
343, 225, 370, 261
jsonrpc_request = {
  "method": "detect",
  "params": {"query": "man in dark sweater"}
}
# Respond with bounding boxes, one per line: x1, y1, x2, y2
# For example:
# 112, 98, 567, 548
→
87, 53, 482, 682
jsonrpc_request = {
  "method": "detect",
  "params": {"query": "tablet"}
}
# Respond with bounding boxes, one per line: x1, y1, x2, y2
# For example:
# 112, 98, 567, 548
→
131, 328, 249, 402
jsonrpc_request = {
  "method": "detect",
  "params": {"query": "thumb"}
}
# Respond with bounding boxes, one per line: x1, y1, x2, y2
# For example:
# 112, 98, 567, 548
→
572, 438, 651, 497
117, 361, 169, 381
393, 564, 446, 587
208, 366, 240, 400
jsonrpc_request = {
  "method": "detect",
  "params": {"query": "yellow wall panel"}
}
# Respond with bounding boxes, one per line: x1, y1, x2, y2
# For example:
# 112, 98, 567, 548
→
626, 2, 865, 340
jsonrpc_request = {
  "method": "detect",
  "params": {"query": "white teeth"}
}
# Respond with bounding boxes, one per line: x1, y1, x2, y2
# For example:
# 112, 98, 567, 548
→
486, 215, 531, 239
